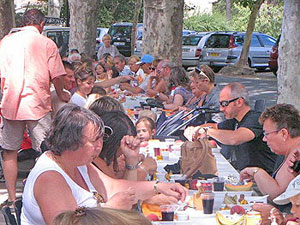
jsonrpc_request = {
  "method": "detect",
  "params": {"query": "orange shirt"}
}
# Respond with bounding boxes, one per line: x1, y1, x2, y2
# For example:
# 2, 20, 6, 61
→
0, 26, 66, 120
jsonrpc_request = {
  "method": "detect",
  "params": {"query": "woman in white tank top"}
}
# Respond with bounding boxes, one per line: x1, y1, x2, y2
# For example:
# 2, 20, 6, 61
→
21, 104, 188, 225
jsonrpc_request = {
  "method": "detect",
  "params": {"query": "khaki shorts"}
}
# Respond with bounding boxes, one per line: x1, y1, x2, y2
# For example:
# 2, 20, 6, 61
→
0, 113, 51, 151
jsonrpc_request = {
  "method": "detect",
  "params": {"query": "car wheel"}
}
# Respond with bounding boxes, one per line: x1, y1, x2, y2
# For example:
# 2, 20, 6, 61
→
247, 58, 252, 68
257, 67, 267, 71
272, 70, 277, 76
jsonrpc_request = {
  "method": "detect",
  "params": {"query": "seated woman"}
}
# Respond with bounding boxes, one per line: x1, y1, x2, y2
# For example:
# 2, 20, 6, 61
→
21, 104, 187, 225
90, 110, 157, 181
187, 65, 224, 125
163, 67, 192, 110
240, 104, 300, 213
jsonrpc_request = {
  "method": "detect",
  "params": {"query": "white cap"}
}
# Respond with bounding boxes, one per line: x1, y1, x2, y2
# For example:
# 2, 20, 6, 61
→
273, 174, 300, 205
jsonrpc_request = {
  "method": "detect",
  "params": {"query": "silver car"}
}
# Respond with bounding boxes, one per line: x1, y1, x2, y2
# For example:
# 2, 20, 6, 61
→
182, 32, 210, 69
200, 31, 276, 70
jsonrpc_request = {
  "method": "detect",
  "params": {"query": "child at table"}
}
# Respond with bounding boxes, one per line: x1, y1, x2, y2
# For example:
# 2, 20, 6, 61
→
136, 117, 156, 143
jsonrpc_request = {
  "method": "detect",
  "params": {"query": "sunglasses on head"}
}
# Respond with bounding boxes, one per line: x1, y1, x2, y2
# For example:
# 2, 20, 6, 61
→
103, 125, 113, 141
219, 97, 241, 107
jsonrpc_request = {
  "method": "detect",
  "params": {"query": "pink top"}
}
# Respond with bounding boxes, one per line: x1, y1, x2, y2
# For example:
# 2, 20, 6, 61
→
0, 26, 66, 120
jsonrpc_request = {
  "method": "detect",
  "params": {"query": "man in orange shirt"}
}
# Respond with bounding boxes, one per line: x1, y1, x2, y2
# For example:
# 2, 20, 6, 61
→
0, 9, 70, 205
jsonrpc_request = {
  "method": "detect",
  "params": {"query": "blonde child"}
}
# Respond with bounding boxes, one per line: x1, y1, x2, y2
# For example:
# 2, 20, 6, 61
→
136, 117, 156, 143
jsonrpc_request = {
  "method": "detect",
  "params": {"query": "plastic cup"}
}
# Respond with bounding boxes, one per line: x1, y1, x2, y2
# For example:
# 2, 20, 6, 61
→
160, 205, 175, 221
213, 178, 225, 191
201, 192, 214, 214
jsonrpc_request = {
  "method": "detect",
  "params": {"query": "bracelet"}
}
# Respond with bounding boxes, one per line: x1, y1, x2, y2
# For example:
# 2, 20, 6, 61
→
253, 168, 260, 176
153, 181, 160, 194
125, 162, 139, 170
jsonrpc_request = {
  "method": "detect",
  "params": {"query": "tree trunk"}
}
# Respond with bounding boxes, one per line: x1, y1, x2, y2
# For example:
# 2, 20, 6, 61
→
48, 0, 64, 18
143, 0, 184, 66
277, 0, 300, 109
0, 0, 14, 40
68, 0, 98, 58
131, 0, 143, 56
235, 0, 264, 68
226, 0, 231, 22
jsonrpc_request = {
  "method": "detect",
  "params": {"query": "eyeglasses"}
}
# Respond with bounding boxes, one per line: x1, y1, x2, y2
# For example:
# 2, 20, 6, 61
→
219, 97, 240, 107
263, 129, 281, 137
149, 67, 156, 71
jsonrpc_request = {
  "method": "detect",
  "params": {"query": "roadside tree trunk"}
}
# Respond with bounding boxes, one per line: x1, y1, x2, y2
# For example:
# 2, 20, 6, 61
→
226, 0, 231, 22
220, 0, 264, 76
68, 0, 98, 57
131, 0, 143, 56
235, 0, 264, 68
143, 0, 184, 66
48, 0, 64, 18
277, 0, 300, 109
0, 0, 15, 40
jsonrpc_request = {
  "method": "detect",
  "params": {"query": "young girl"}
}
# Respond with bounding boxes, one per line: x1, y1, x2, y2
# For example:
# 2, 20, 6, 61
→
95, 62, 107, 83
136, 117, 156, 143
70, 63, 96, 107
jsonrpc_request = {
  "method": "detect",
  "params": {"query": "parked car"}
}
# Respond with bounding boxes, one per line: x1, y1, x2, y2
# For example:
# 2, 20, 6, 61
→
182, 32, 210, 69
108, 22, 143, 57
10, 26, 70, 57
199, 31, 276, 71
268, 35, 280, 76
96, 27, 109, 52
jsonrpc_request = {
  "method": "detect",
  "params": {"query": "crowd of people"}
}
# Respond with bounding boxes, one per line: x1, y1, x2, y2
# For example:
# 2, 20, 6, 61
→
0, 8, 299, 225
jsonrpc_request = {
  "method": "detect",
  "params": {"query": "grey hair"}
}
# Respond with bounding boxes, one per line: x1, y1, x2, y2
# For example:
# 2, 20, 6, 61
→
226, 82, 250, 106
23, 9, 45, 26
160, 59, 174, 69
45, 104, 104, 156
114, 54, 126, 63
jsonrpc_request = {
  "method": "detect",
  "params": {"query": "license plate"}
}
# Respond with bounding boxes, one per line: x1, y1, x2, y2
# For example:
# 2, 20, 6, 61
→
114, 42, 125, 46
210, 52, 220, 57
182, 48, 190, 52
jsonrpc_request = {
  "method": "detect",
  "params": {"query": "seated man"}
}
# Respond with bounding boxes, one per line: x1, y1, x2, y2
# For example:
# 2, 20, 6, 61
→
120, 54, 154, 94
190, 82, 278, 174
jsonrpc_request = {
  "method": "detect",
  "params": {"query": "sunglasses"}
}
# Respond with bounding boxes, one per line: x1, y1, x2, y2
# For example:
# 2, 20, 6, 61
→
103, 125, 113, 141
219, 97, 240, 107
149, 67, 156, 71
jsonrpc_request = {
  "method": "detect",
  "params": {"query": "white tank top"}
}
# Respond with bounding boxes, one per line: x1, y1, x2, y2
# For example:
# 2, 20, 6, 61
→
21, 152, 98, 225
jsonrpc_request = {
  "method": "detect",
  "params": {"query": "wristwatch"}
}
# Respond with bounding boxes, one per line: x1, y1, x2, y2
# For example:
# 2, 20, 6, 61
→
125, 163, 139, 170
253, 168, 260, 176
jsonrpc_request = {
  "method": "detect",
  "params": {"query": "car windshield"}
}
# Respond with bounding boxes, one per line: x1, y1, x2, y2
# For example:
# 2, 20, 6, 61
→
109, 26, 132, 38
205, 34, 230, 48
182, 36, 202, 46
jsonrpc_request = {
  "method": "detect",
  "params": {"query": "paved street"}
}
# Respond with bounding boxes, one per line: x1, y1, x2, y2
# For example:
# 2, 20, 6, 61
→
0, 70, 278, 224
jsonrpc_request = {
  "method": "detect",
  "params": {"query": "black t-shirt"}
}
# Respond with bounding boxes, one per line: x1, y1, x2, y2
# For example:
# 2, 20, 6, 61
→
218, 110, 278, 174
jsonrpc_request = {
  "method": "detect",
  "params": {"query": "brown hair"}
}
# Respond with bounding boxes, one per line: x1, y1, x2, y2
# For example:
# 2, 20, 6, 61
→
191, 65, 215, 83
136, 116, 156, 131
73, 62, 95, 84
259, 104, 300, 138
51, 207, 151, 225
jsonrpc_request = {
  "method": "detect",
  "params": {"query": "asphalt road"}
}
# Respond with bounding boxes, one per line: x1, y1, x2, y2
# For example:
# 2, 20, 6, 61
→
216, 70, 278, 108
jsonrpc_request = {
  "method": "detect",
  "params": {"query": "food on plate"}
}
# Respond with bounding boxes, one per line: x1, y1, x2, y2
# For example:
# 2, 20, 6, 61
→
142, 203, 161, 219
223, 194, 238, 205
230, 205, 246, 215
216, 211, 245, 225
147, 213, 159, 221
225, 181, 253, 191
238, 194, 248, 205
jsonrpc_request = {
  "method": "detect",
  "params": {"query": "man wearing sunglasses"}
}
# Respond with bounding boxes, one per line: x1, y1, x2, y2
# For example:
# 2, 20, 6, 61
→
193, 82, 278, 174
